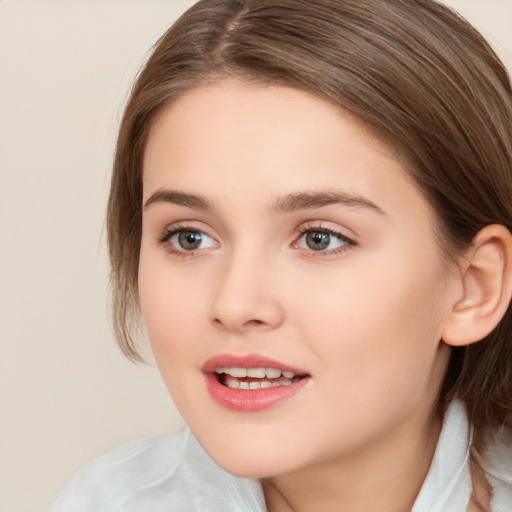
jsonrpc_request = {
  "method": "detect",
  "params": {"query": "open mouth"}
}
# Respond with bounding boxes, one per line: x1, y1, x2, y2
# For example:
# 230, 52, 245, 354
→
216, 367, 305, 390
204, 356, 311, 411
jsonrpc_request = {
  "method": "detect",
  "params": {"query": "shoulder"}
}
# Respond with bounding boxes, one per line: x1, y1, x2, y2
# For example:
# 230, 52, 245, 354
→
50, 428, 265, 512
51, 430, 188, 511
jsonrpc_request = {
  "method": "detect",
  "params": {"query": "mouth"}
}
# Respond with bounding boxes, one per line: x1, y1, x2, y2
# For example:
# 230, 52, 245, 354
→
203, 354, 311, 411
216, 366, 304, 389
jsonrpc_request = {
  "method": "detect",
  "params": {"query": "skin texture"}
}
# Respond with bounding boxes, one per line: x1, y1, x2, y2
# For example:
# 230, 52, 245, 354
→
139, 79, 466, 512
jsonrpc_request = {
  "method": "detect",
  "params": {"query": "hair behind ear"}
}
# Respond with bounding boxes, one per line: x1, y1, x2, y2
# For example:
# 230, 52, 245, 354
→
444, 308, 512, 438
440, 225, 512, 439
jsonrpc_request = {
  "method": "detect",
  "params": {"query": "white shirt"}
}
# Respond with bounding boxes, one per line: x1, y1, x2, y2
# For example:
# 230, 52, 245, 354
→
51, 401, 512, 511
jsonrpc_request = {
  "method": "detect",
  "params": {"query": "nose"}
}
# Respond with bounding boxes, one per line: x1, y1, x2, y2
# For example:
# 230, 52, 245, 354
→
209, 250, 284, 334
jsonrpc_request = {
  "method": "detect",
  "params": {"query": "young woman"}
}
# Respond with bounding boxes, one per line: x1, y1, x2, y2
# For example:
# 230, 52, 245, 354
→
52, 0, 512, 510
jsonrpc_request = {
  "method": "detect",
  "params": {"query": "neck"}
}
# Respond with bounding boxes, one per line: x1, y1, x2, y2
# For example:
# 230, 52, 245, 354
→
262, 407, 442, 512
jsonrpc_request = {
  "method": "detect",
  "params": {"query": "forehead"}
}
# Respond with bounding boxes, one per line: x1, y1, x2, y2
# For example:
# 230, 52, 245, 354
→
144, 79, 394, 165
142, 79, 432, 224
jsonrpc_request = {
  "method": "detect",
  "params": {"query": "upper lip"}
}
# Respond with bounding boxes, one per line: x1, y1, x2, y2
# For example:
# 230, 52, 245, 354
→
202, 353, 309, 376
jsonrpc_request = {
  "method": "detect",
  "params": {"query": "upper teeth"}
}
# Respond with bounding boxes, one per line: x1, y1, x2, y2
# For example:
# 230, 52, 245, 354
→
216, 367, 296, 379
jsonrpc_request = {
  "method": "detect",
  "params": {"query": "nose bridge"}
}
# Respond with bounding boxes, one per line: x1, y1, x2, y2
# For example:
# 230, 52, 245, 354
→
210, 244, 283, 332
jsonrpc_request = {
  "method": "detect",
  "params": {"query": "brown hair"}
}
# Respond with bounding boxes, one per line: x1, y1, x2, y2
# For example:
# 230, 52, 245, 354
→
107, 0, 512, 437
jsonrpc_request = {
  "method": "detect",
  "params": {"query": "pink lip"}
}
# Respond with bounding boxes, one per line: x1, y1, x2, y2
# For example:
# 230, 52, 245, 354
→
202, 353, 308, 375
202, 353, 311, 412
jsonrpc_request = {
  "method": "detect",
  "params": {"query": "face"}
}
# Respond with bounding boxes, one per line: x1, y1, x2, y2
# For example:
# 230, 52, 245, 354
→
139, 79, 456, 479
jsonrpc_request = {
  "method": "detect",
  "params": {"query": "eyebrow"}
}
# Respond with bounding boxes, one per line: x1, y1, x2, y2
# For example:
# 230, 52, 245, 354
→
270, 191, 384, 214
143, 188, 384, 215
144, 190, 212, 211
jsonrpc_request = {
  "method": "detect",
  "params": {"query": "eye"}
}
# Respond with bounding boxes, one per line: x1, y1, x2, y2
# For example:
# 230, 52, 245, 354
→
296, 228, 352, 253
161, 228, 217, 252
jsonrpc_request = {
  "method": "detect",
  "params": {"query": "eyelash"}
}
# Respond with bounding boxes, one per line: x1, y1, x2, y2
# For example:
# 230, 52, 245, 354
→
157, 224, 215, 258
156, 223, 356, 258
293, 224, 356, 257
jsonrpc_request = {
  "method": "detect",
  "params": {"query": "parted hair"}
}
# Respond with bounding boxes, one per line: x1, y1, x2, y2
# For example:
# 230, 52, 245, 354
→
107, 0, 512, 439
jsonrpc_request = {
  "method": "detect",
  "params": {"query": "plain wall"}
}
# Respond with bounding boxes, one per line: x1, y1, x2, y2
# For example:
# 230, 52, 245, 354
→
0, 1, 510, 511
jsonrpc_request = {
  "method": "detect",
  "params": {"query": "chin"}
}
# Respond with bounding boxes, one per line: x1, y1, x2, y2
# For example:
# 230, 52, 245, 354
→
210, 451, 291, 479
193, 428, 308, 479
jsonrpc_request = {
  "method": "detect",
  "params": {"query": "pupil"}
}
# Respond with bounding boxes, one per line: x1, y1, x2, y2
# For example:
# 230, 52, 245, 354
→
306, 231, 329, 251
179, 231, 202, 250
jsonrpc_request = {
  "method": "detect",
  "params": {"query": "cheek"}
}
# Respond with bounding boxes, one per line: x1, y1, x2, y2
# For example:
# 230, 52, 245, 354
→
138, 251, 202, 368
274, 259, 450, 457
292, 249, 449, 400
138, 266, 207, 418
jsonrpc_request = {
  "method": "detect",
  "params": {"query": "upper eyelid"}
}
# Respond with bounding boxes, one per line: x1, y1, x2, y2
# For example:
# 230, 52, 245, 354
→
158, 227, 218, 256
159, 221, 216, 238
292, 222, 357, 254
162, 225, 215, 241
156, 221, 356, 248
295, 222, 356, 241
295, 228, 354, 247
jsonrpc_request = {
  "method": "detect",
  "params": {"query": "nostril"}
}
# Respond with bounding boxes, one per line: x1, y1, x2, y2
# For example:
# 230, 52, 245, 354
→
243, 319, 265, 328
212, 317, 266, 331
212, 318, 226, 329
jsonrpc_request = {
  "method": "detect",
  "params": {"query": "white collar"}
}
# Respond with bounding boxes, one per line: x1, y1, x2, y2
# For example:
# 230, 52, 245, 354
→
185, 400, 475, 511
412, 400, 472, 512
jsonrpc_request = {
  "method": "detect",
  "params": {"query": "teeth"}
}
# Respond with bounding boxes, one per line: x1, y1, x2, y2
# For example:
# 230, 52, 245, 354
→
229, 367, 247, 378
226, 380, 282, 390
247, 368, 266, 378
216, 367, 297, 379
265, 368, 282, 378
222, 372, 303, 390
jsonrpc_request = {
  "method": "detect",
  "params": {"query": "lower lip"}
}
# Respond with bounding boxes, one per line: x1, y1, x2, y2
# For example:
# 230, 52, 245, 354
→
205, 374, 310, 412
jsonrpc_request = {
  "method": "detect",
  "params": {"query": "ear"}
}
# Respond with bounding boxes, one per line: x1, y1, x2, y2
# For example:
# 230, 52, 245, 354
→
442, 224, 512, 347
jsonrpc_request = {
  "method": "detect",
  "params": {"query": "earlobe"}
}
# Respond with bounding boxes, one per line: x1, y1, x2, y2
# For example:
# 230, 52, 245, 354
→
442, 225, 512, 347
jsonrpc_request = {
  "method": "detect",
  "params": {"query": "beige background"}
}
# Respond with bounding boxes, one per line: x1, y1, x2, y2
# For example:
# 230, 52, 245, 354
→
1, 1, 510, 511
